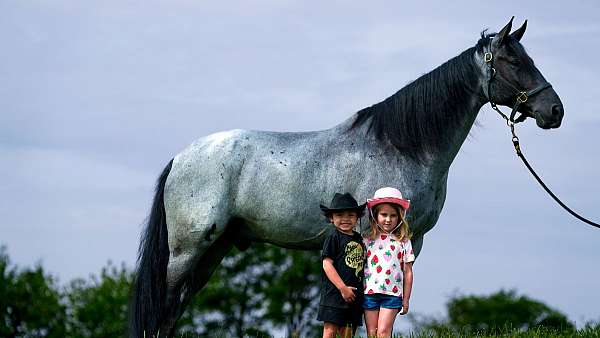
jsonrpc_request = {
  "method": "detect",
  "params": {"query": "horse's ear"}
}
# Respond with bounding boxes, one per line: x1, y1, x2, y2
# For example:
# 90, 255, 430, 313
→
510, 20, 527, 42
493, 16, 514, 46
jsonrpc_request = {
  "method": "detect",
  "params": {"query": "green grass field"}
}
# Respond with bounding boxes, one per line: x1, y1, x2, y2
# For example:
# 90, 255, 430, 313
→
171, 324, 600, 338
400, 325, 600, 338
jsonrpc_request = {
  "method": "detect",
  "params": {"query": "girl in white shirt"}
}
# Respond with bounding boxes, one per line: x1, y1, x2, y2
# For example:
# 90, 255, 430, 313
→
363, 187, 415, 338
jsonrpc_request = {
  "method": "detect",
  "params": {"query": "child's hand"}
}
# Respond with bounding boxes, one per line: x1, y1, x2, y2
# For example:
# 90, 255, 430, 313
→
339, 286, 357, 303
399, 301, 409, 315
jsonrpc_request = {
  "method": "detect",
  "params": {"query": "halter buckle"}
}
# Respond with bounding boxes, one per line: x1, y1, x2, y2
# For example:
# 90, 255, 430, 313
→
517, 91, 528, 103
484, 52, 493, 63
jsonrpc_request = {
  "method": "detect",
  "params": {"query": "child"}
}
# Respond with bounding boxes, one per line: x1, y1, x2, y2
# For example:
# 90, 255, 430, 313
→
363, 187, 415, 338
318, 192, 367, 338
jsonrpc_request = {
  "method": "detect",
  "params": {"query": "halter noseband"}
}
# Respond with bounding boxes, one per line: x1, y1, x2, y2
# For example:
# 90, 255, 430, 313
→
483, 39, 553, 124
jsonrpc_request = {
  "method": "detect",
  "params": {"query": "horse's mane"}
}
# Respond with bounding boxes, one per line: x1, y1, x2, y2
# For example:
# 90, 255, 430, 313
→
350, 33, 493, 163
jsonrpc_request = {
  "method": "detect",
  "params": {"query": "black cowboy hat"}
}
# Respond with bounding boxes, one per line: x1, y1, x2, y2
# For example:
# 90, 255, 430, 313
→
320, 192, 367, 215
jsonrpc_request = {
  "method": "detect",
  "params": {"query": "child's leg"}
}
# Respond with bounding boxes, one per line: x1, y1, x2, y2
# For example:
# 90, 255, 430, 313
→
323, 322, 340, 338
364, 309, 379, 337
339, 325, 354, 338
375, 308, 399, 338
351, 325, 359, 338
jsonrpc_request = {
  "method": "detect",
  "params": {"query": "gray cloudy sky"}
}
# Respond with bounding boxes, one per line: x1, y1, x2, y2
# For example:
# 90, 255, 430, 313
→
1, 0, 599, 332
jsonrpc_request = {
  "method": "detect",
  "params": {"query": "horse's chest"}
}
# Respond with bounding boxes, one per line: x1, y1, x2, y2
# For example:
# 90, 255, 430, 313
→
406, 179, 448, 235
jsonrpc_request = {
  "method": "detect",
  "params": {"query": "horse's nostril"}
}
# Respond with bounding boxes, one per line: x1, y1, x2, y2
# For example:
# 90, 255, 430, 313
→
551, 104, 564, 117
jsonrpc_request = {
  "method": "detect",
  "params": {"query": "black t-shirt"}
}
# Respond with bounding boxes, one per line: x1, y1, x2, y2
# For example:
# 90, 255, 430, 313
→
319, 229, 365, 308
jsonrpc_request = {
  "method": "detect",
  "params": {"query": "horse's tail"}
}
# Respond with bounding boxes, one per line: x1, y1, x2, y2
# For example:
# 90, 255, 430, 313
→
129, 159, 173, 338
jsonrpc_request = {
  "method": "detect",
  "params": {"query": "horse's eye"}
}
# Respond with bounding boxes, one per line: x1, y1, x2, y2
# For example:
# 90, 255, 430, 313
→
508, 58, 520, 66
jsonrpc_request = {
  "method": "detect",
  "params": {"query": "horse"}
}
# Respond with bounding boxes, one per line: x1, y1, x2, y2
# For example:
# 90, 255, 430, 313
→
129, 18, 564, 337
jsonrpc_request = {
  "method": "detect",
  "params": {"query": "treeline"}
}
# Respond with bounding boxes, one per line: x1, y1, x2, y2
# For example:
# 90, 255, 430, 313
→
0, 244, 322, 337
1, 244, 598, 337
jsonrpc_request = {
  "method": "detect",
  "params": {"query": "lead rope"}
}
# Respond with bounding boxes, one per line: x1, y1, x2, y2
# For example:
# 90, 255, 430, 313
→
484, 45, 600, 229
500, 114, 600, 229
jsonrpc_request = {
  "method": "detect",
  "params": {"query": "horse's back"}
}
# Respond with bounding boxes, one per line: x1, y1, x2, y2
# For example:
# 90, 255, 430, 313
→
163, 127, 357, 244
164, 129, 248, 230
163, 125, 448, 251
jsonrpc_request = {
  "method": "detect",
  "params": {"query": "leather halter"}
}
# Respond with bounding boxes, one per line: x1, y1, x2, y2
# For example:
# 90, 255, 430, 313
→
483, 40, 553, 124
482, 39, 600, 229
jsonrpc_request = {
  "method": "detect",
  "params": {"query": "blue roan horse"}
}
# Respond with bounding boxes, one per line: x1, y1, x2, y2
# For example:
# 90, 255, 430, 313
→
130, 19, 564, 337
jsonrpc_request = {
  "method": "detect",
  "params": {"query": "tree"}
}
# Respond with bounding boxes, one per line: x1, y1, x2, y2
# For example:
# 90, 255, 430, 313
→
176, 244, 324, 338
0, 243, 325, 337
66, 262, 133, 337
263, 249, 322, 338
0, 246, 67, 338
447, 289, 574, 332
176, 243, 276, 337
411, 289, 575, 335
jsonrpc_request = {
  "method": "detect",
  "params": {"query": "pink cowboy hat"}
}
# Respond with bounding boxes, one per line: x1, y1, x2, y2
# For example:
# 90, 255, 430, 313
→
367, 187, 410, 211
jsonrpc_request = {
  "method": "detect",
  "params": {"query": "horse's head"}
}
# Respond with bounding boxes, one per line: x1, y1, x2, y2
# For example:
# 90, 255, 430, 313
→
483, 18, 564, 129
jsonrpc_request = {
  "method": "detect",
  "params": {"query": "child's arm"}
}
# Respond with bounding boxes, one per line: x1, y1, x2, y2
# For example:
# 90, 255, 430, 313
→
400, 262, 413, 315
323, 258, 357, 303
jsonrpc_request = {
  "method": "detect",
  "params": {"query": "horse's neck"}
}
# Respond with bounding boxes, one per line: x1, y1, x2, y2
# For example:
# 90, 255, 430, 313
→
333, 48, 486, 177
343, 48, 488, 177
404, 50, 487, 177
432, 92, 486, 173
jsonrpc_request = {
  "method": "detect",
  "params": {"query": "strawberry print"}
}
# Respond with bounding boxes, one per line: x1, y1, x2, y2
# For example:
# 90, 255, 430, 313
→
363, 235, 415, 297
383, 250, 392, 262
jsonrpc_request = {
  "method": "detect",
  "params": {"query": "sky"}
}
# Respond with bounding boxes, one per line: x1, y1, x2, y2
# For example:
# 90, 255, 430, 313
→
1, 0, 599, 333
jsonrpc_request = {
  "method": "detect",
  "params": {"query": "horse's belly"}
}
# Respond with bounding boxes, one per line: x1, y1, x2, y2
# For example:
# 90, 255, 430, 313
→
240, 216, 330, 250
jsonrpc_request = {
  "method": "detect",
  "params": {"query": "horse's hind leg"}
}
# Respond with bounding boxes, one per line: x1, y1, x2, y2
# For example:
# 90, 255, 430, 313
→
156, 207, 234, 337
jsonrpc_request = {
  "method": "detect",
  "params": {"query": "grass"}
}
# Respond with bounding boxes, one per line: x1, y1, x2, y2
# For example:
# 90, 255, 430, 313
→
398, 325, 600, 337
167, 324, 600, 337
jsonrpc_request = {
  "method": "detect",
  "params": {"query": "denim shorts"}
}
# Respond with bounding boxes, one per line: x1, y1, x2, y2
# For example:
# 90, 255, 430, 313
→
363, 294, 403, 310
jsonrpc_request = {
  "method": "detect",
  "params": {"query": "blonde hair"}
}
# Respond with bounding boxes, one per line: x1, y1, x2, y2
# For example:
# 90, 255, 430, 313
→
367, 203, 412, 241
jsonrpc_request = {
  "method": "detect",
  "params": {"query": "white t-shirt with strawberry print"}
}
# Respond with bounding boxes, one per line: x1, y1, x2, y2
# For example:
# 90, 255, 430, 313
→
363, 233, 415, 297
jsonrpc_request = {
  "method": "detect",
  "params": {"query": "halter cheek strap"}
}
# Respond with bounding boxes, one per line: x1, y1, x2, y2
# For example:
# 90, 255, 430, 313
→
483, 40, 553, 124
